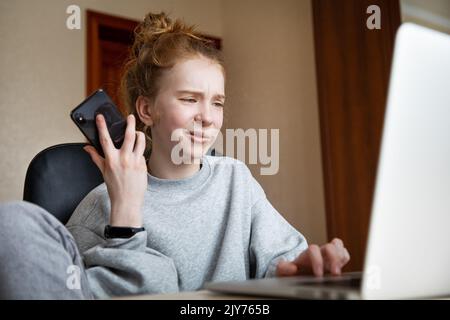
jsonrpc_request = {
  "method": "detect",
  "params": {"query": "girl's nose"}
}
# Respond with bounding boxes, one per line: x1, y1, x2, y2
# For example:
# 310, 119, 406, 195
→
195, 104, 213, 126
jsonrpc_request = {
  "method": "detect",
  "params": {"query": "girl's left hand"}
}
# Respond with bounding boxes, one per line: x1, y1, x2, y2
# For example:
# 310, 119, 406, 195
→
276, 238, 351, 277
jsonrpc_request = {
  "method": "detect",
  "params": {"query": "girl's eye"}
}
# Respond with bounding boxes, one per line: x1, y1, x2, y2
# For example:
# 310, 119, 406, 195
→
180, 98, 197, 103
214, 102, 224, 108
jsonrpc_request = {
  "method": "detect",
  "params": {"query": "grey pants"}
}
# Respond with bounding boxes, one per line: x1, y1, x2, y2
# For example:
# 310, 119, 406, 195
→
0, 201, 94, 299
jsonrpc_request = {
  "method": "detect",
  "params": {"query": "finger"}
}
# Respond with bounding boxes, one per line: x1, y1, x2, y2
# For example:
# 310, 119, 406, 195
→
96, 114, 115, 157
122, 115, 137, 154
322, 243, 341, 275
330, 239, 350, 266
331, 238, 344, 249
343, 248, 351, 264
134, 131, 146, 156
276, 260, 298, 277
83, 145, 105, 175
307, 245, 324, 277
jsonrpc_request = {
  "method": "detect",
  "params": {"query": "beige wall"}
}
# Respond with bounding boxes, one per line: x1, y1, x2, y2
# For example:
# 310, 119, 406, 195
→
0, 0, 327, 244
401, 0, 450, 34
222, 0, 326, 244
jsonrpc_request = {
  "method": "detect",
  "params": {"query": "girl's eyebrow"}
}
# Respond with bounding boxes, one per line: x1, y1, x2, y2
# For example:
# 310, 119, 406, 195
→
176, 90, 226, 100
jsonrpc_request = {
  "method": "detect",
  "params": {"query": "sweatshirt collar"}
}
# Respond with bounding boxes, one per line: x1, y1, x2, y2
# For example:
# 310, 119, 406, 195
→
146, 156, 211, 193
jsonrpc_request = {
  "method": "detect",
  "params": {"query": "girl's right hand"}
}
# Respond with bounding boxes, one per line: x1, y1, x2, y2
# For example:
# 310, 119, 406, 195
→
83, 114, 148, 228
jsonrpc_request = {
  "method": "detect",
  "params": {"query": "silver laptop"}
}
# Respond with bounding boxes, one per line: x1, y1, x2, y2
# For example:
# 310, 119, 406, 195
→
205, 23, 450, 300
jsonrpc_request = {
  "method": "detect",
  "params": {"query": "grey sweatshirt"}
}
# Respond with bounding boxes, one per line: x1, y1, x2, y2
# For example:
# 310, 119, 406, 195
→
66, 155, 308, 299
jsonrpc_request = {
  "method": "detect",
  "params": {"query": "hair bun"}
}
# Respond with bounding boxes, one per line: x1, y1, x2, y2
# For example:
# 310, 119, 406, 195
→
142, 12, 173, 35
132, 11, 199, 60
137, 12, 198, 42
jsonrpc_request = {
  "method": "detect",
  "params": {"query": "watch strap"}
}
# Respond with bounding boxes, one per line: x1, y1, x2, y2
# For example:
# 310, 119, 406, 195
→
104, 225, 145, 239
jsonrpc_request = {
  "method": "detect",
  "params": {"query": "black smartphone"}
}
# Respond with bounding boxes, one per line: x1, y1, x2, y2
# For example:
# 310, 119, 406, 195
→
70, 89, 126, 157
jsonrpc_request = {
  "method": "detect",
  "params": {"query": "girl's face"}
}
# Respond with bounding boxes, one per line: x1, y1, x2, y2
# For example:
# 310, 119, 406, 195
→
149, 56, 225, 162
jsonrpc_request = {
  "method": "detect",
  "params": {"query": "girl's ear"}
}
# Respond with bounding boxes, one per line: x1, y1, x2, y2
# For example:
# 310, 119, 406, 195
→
135, 95, 154, 126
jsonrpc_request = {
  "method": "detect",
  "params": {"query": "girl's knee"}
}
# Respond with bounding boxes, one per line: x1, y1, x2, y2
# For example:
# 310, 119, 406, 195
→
0, 201, 56, 233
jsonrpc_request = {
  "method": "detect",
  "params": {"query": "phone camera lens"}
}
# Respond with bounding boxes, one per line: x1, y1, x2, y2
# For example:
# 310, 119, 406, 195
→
74, 113, 86, 124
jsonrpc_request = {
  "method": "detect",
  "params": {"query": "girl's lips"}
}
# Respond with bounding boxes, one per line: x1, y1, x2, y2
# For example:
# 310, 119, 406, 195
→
187, 131, 210, 143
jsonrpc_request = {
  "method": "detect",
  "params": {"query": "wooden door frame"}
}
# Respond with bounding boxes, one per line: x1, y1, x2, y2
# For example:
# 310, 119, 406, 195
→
312, 0, 401, 271
86, 10, 138, 97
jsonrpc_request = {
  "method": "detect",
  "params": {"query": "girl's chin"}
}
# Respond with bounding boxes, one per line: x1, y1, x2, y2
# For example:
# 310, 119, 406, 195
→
174, 143, 209, 163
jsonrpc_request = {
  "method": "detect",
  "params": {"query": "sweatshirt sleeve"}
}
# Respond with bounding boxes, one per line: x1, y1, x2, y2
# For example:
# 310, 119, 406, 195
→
248, 176, 309, 279
66, 185, 179, 299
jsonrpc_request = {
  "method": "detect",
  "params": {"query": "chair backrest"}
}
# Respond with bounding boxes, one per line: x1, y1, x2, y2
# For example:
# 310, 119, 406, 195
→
23, 143, 104, 224
23, 143, 219, 224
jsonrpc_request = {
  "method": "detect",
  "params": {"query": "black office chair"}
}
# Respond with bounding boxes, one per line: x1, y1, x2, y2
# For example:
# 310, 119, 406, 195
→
23, 143, 104, 224
23, 143, 219, 224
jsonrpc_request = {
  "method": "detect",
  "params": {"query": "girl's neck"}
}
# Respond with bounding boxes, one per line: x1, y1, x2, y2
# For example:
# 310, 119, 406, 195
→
147, 148, 201, 180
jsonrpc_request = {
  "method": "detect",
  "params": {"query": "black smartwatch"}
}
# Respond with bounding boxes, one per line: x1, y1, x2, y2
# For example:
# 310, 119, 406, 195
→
104, 225, 145, 239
